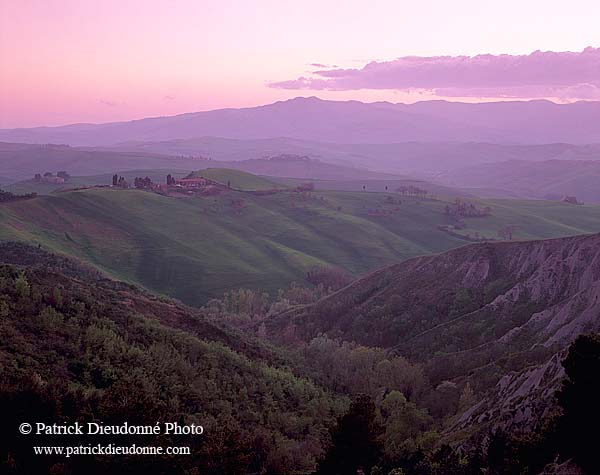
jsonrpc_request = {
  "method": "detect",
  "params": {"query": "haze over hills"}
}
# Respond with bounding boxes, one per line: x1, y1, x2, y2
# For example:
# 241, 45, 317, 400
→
105, 137, 600, 173
3, 78, 600, 475
0, 142, 206, 181
436, 159, 600, 203
0, 141, 405, 183
5, 139, 600, 200
3, 103, 600, 473
6, 0, 600, 472
2, 97, 600, 146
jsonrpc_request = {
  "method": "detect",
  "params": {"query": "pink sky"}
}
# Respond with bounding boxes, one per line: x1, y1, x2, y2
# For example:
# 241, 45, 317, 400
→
1, 0, 599, 128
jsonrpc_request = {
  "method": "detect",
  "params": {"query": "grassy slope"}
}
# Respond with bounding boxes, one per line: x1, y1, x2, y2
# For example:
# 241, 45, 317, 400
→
272, 176, 470, 197
189, 168, 285, 191
455, 199, 600, 240
438, 159, 600, 203
0, 142, 210, 181
4, 169, 192, 195
1, 188, 600, 305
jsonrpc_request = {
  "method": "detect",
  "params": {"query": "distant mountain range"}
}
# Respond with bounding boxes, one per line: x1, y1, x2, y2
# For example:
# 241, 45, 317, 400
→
4, 98, 600, 202
2, 97, 600, 146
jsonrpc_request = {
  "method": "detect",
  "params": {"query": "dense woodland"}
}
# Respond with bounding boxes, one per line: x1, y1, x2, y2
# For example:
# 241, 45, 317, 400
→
0, 243, 343, 474
0, 242, 598, 474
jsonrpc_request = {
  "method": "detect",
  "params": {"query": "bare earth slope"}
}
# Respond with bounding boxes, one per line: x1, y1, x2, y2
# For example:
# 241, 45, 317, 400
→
269, 233, 600, 436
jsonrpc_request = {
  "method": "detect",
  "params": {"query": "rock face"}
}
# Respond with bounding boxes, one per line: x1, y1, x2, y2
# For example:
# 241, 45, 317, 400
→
273, 233, 600, 350
454, 351, 566, 434
269, 233, 600, 435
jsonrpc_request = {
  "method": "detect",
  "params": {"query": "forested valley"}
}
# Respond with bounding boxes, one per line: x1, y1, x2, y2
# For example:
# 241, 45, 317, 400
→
1, 241, 598, 474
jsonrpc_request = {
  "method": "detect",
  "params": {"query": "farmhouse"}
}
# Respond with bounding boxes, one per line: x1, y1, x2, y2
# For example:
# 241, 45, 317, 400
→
174, 177, 209, 188
34, 173, 66, 184
561, 195, 582, 205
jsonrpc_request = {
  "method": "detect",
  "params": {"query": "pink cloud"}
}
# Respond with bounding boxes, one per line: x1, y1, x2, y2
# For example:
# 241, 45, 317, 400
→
99, 99, 118, 107
270, 47, 600, 100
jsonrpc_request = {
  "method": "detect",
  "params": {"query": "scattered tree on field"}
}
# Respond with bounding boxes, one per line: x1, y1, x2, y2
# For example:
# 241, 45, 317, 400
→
497, 225, 518, 240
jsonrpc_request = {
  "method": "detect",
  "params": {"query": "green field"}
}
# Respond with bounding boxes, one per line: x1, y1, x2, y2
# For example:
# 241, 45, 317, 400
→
4, 169, 192, 195
272, 176, 469, 197
190, 168, 286, 191
449, 198, 600, 240
1, 186, 600, 306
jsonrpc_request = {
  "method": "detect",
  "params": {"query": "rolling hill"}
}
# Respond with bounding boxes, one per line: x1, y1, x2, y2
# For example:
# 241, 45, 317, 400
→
266, 232, 600, 438
103, 137, 600, 188
108, 137, 600, 177
0, 142, 206, 181
6, 139, 600, 200
0, 241, 344, 474
1, 141, 420, 185
2, 224, 596, 473
193, 154, 401, 181
0, 188, 465, 305
2, 183, 600, 305
436, 159, 600, 203
2, 97, 600, 146
3, 169, 191, 195
272, 176, 472, 197
188, 168, 285, 191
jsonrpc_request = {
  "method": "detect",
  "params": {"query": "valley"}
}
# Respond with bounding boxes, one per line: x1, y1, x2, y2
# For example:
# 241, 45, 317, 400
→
5, 3, 600, 472
2, 174, 600, 306
2, 94, 600, 474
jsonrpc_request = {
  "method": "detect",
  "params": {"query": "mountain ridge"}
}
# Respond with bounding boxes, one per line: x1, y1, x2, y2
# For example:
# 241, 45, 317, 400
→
265, 232, 600, 434
269, 232, 600, 348
3, 97, 600, 146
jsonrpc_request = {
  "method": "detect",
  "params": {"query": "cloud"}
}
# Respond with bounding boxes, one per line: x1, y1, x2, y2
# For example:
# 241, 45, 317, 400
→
271, 47, 600, 100
163, 95, 175, 101
307, 63, 339, 70
99, 99, 118, 107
